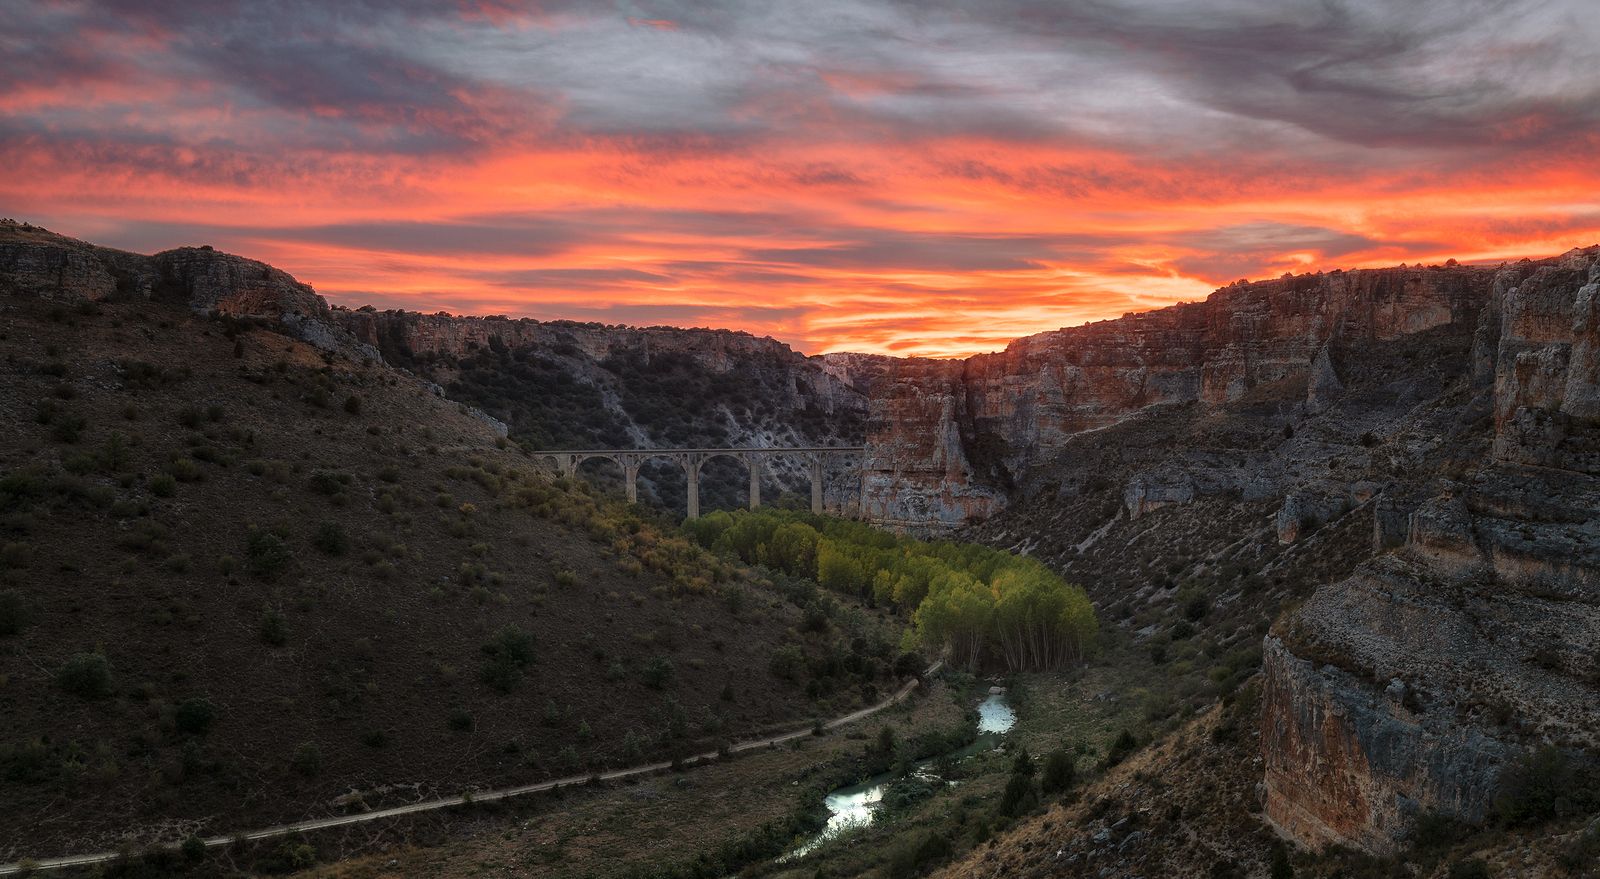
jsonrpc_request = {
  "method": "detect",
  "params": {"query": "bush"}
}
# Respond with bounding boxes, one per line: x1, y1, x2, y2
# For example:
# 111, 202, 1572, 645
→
1493, 745, 1600, 825
1104, 729, 1138, 767
148, 474, 177, 498
307, 470, 350, 496
246, 528, 292, 579
56, 653, 113, 699
642, 656, 674, 690
311, 522, 348, 556
290, 742, 322, 777
1041, 748, 1076, 794
998, 752, 1040, 817
447, 709, 474, 732
181, 835, 206, 863
0, 589, 29, 636
259, 609, 287, 646
480, 625, 536, 693
1446, 859, 1489, 879
343, 395, 362, 415
175, 697, 217, 735
770, 645, 805, 681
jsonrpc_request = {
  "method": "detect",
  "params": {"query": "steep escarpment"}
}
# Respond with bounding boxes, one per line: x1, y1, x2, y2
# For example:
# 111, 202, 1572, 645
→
1261, 249, 1600, 854
337, 309, 873, 515
863, 262, 1494, 529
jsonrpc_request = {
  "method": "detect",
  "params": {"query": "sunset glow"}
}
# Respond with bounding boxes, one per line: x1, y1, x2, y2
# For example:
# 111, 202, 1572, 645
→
5, 1, 1600, 357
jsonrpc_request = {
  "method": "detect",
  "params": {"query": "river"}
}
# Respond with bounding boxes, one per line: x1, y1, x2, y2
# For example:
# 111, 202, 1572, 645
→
782, 692, 1016, 860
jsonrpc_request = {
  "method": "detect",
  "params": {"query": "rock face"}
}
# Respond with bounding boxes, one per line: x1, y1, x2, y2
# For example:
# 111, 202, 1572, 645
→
1261, 248, 1600, 854
0, 221, 372, 360
859, 263, 1494, 529
336, 308, 874, 512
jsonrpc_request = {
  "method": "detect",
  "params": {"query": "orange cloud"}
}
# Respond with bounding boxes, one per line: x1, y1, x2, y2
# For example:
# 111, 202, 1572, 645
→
5, 1, 1600, 357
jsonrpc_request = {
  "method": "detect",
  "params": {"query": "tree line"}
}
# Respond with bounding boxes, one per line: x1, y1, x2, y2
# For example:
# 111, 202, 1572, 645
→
684, 509, 1096, 671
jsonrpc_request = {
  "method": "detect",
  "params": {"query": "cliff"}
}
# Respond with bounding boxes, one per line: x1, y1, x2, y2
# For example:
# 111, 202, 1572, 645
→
1261, 249, 1600, 853
859, 262, 1494, 528
334, 308, 874, 514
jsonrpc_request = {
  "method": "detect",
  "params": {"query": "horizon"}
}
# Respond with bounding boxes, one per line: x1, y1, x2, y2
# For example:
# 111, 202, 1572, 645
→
5, 1, 1600, 357
11, 214, 1595, 359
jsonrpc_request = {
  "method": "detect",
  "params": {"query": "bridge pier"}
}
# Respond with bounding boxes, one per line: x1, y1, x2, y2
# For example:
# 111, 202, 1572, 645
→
624, 459, 640, 504
747, 456, 761, 510
685, 460, 700, 520
809, 455, 823, 515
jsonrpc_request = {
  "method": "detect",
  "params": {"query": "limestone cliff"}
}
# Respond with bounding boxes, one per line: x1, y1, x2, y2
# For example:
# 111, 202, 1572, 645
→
1262, 249, 1600, 854
860, 262, 1494, 529
335, 308, 874, 513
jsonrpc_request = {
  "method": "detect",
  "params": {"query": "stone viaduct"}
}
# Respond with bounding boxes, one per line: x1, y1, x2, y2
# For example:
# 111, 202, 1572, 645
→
539, 447, 864, 518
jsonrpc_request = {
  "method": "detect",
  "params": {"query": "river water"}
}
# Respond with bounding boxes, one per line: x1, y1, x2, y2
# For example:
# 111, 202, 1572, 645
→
782, 693, 1016, 860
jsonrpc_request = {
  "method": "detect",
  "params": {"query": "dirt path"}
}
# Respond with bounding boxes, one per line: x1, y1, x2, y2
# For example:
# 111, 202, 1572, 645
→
0, 661, 942, 875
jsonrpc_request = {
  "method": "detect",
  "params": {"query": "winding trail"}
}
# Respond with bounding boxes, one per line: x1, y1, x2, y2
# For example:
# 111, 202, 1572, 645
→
0, 661, 942, 875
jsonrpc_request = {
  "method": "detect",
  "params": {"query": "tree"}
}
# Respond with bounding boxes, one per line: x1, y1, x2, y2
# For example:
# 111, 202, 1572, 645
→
817, 539, 870, 598
1041, 748, 1076, 794
764, 522, 820, 578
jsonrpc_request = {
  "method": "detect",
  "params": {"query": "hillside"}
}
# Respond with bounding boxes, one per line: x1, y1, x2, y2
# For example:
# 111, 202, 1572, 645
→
0, 222, 900, 861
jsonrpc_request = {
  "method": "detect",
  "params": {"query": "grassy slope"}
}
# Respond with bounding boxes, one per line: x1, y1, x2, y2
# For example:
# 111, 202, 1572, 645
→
0, 292, 895, 859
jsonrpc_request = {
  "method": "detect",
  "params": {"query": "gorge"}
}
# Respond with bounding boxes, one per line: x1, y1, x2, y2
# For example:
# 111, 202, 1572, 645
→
2, 220, 1596, 875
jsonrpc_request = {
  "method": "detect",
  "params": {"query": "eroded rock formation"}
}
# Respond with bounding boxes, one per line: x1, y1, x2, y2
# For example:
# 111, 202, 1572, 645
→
1262, 249, 1600, 853
859, 262, 1495, 529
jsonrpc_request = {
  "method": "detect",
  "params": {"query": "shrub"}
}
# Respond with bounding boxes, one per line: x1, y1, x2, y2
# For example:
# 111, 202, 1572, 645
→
1041, 748, 1076, 794
290, 742, 321, 777
259, 609, 287, 646
447, 709, 474, 732
175, 697, 217, 735
1446, 859, 1489, 879
1104, 729, 1138, 767
0, 542, 29, 570
642, 656, 674, 690
343, 395, 362, 415
246, 528, 292, 579
0, 590, 29, 636
167, 457, 203, 483
311, 522, 349, 556
999, 754, 1040, 817
1269, 842, 1294, 879
770, 644, 808, 681
480, 625, 536, 693
181, 835, 206, 863
148, 474, 177, 498
307, 470, 350, 496
56, 653, 113, 699
1493, 745, 1599, 825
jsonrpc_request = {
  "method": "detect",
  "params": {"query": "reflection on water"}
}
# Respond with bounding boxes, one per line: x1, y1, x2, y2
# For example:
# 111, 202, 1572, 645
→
782, 690, 1016, 861
976, 693, 1016, 734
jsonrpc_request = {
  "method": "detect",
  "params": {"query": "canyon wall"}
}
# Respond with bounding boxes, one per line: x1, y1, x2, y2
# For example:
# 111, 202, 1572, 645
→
860, 262, 1493, 529
1261, 249, 1600, 853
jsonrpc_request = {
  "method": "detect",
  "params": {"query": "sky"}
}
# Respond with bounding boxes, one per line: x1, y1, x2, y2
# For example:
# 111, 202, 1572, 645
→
4, 1, 1600, 357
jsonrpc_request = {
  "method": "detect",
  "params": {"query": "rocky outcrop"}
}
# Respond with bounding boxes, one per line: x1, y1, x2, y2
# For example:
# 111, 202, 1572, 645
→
0, 222, 374, 361
1261, 634, 1513, 853
153, 245, 329, 321
859, 358, 1005, 528
1262, 248, 1600, 854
